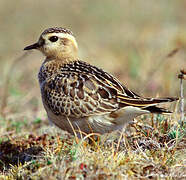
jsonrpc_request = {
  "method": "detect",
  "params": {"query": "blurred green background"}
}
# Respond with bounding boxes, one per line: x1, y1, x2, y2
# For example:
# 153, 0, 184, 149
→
0, 0, 185, 120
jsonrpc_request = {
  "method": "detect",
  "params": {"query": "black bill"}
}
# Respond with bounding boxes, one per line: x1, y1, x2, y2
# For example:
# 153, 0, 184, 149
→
24, 42, 40, 50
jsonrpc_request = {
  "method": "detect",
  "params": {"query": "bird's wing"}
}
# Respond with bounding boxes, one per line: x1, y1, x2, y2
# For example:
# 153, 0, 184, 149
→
42, 60, 177, 118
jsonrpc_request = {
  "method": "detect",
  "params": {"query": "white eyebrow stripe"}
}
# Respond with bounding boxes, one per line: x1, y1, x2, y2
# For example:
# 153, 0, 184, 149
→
49, 33, 78, 49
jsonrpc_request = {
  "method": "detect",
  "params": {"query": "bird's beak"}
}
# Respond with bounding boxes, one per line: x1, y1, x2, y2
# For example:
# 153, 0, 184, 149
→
24, 42, 40, 50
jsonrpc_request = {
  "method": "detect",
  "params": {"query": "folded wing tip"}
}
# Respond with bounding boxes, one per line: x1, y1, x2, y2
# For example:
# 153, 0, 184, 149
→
167, 97, 179, 102
144, 106, 173, 114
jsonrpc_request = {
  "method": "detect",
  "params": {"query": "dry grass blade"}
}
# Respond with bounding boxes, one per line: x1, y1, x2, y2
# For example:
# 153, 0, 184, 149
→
166, 48, 179, 58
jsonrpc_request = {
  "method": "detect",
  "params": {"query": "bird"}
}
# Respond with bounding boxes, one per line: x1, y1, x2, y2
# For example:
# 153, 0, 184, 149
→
24, 27, 178, 136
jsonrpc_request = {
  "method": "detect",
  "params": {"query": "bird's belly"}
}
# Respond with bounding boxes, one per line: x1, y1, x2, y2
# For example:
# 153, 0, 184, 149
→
44, 106, 148, 136
46, 112, 122, 135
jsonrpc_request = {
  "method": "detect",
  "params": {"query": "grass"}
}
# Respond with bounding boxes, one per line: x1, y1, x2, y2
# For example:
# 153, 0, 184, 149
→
0, 112, 185, 179
0, 0, 186, 179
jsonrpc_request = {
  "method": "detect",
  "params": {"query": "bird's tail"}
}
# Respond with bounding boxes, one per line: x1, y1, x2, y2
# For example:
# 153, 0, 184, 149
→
143, 106, 172, 114
118, 95, 178, 113
142, 97, 178, 114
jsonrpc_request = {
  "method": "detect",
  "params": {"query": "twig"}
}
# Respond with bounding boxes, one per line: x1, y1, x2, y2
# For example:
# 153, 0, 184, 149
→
178, 69, 186, 124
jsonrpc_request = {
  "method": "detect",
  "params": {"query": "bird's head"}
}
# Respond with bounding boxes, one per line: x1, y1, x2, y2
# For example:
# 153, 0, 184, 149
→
24, 27, 78, 61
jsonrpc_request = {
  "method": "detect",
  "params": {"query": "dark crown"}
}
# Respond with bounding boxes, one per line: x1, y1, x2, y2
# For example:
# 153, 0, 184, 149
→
42, 27, 73, 36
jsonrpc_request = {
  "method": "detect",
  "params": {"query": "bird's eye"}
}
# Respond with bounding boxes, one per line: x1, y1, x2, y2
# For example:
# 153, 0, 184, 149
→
49, 36, 58, 42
